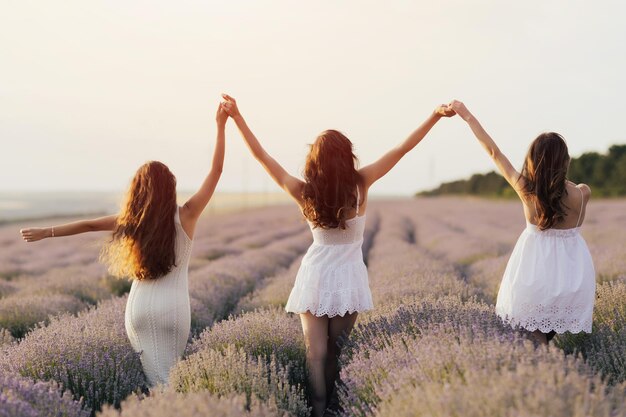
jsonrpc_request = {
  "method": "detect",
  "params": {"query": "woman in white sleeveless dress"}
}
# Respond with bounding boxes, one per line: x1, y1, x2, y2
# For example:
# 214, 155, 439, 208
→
449, 100, 595, 345
220, 94, 454, 417
20, 103, 228, 386
284, 187, 370, 318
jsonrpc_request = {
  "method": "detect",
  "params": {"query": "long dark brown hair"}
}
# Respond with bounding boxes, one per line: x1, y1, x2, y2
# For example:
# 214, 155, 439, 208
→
520, 132, 570, 230
302, 130, 361, 229
101, 161, 178, 280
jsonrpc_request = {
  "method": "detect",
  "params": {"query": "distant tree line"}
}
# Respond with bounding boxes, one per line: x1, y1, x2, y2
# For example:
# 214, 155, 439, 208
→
419, 144, 626, 197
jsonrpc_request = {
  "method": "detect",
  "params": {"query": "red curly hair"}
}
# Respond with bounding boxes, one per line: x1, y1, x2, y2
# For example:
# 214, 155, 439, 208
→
101, 161, 178, 280
302, 130, 361, 229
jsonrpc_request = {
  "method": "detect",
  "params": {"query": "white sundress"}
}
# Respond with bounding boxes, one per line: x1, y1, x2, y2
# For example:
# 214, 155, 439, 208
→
285, 188, 374, 317
495, 189, 596, 334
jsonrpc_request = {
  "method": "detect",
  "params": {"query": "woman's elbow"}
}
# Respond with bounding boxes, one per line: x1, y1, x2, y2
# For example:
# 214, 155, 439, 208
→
489, 147, 503, 160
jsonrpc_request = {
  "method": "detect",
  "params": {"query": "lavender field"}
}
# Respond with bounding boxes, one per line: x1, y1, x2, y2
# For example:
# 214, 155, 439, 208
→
1, 197, 625, 417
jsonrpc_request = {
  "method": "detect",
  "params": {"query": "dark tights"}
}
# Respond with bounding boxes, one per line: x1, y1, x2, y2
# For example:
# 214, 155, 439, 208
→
528, 330, 557, 346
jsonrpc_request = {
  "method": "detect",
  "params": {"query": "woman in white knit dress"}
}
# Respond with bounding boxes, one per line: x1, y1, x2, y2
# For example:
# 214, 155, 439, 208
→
20, 103, 228, 386
449, 100, 595, 345
220, 94, 454, 417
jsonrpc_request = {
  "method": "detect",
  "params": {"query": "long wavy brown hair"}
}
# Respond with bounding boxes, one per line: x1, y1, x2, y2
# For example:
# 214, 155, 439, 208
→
302, 130, 361, 229
100, 161, 178, 280
520, 132, 570, 230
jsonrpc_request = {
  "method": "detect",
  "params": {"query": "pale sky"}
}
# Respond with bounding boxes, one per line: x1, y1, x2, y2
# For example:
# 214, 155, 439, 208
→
2, 1, 625, 195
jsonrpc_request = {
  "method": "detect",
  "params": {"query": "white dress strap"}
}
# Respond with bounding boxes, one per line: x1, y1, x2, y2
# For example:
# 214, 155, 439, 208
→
576, 187, 584, 227
356, 186, 361, 215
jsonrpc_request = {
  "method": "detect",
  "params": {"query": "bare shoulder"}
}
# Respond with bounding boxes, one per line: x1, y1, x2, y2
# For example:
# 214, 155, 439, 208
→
509, 175, 528, 203
358, 165, 381, 189
179, 203, 193, 219
575, 183, 592, 200
512, 174, 526, 191
178, 204, 197, 238
356, 165, 373, 187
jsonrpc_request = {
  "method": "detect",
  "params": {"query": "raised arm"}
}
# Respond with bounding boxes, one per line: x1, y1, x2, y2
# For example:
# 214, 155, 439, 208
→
449, 100, 522, 192
221, 94, 304, 203
20, 215, 117, 242
359, 105, 455, 188
180, 103, 227, 237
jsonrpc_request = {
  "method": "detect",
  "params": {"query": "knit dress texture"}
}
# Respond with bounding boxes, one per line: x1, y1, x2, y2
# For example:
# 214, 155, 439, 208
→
125, 207, 192, 386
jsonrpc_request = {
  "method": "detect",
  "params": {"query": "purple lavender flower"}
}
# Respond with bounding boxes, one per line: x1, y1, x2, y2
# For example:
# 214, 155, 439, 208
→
0, 370, 88, 417
1, 296, 146, 414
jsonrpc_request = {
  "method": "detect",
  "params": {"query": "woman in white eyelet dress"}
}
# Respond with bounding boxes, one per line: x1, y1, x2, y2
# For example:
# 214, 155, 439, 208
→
285, 187, 372, 317
495, 188, 595, 336
220, 93, 454, 417
450, 99, 596, 345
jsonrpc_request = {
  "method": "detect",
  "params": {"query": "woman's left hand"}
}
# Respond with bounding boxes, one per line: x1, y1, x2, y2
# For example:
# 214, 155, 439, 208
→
20, 227, 48, 242
434, 104, 456, 118
220, 94, 241, 118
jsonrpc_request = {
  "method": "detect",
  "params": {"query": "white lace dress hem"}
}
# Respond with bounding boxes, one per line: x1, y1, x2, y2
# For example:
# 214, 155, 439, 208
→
285, 260, 373, 317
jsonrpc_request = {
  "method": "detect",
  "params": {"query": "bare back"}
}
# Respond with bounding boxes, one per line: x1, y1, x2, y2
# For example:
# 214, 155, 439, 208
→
522, 181, 591, 229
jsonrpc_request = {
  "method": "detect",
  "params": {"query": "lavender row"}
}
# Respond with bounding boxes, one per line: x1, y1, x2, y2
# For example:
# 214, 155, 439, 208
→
0, 327, 14, 346
189, 204, 304, 266
106, 306, 309, 416
99, 391, 287, 417
341, 329, 626, 417
1, 296, 146, 416
340, 199, 626, 416
0, 265, 120, 339
338, 296, 516, 415
364, 206, 478, 305
188, 229, 312, 332
557, 277, 626, 384
169, 308, 309, 416
0, 371, 88, 417
189, 222, 306, 272
235, 255, 305, 313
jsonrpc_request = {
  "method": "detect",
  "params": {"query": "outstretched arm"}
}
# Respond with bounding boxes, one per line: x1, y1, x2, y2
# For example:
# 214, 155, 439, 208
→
181, 103, 227, 236
359, 105, 455, 188
221, 94, 304, 203
449, 100, 523, 191
20, 215, 117, 242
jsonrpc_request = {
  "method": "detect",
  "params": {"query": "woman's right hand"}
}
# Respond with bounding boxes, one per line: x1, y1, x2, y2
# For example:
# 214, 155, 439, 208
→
220, 93, 240, 118
449, 100, 472, 122
216, 102, 229, 128
20, 227, 49, 242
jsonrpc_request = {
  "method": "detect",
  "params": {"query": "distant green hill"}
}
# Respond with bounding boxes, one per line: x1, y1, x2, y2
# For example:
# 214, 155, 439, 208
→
419, 144, 626, 197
